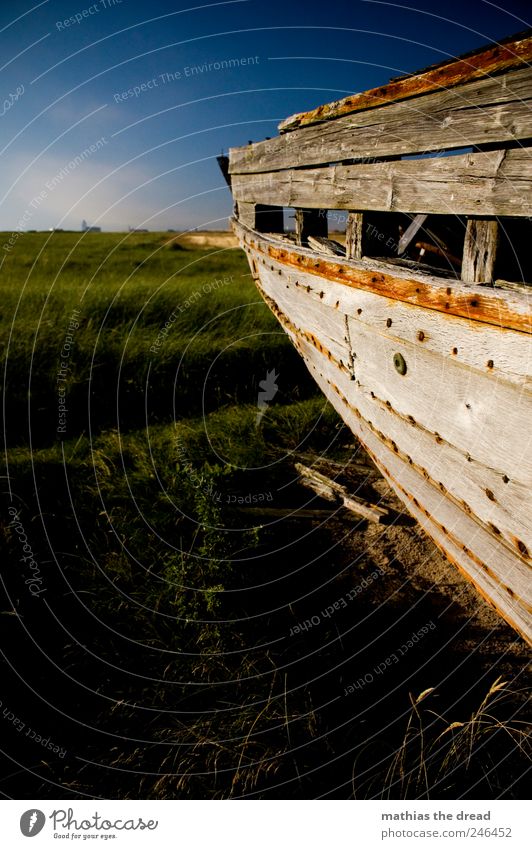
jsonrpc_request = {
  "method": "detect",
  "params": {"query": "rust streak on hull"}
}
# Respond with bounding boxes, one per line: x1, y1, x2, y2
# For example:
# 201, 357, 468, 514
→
279, 32, 532, 131
256, 275, 532, 585
235, 222, 532, 335
243, 236, 532, 644
265, 243, 531, 335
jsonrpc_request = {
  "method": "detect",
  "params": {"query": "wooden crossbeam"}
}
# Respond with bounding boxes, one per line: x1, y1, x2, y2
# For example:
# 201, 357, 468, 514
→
461, 218, 500, 283
295, 208, 328, 246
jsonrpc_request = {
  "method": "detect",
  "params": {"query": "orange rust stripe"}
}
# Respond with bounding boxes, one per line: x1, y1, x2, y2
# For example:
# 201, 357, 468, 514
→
255, 274, 532, 578
322, 366, 532, 589
279, 32, 532, 131
361, 421, 532, 642
367, 446, 532, 608
257, 265, 532, 641
378, 462, 532, 646
242, 233, 531, 335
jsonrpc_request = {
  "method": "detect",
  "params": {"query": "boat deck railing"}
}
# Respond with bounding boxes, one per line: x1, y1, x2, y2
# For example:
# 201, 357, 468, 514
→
226, 29, 532, 288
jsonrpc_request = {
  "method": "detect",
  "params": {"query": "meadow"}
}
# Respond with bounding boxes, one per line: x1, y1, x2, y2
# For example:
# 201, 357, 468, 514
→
0, 232, 529, 799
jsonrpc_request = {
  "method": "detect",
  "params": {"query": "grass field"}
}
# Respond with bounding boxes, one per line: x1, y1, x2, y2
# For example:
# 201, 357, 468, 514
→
1, 232, 529, 799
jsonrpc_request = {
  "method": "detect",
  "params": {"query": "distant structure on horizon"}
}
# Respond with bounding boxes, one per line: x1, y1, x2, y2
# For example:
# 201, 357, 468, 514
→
81, 219, 101, 232
128, 225, 148, 232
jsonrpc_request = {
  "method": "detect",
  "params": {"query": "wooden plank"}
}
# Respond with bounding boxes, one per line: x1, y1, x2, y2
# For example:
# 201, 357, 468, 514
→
387, 472, 532, 646
416, 241, 462, 268
240, 233, 532, 643
307, 236, 345, 256
231, 148, 532, 217
295, 462, 389, 522
461, 218, 500, 283
255, 261, 532, 488
285, 321, 532, 639
236, 221, 532, 335
355, 419, 532, 644
251, 252, 532, 388
229, 67, 532, 174
279, 31, 532, 131
345, 212, 364, 260
236, 201, 258, 229
295, 208, 328, 245
284, 317, 532, 641
253, 265, 532, 572
398, 214, 429, 255
334, 340, 532, 559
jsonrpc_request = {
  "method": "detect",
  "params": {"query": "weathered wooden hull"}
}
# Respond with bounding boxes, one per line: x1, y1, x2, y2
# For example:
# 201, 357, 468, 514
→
235, 220, 532, 645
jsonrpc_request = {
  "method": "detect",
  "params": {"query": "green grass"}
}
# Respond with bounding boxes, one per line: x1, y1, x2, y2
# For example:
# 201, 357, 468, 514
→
0, 233, 529, 800
1, 231, 314, 445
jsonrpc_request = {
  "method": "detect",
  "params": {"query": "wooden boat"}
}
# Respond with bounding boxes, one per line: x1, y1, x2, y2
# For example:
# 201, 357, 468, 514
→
220, 30, 532, 645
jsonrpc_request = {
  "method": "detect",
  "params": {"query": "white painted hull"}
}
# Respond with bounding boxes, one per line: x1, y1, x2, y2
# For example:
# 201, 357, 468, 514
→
235, 222, 532, 645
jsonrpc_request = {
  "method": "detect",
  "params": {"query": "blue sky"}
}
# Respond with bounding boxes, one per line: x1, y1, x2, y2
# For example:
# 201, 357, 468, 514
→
0, 0, 530, 231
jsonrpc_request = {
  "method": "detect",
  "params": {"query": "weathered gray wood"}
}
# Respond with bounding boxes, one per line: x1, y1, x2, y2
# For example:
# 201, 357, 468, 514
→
229, 66, 532, 174
233, 222, 532, 643
461, 218, 500, 283
236, 201, 284, 232
307, 236, 345, 256
274, 291, 532, 639
259, 261, 532, 486
249, 244, 532, 388
295, 208, 328, 246
234, 219, 532, 334
254, 255, 532, 563
345, 212, 364, 259
295, 462, 389, 523
279, 32, 532, 132
398, 214, 428, 255
231, 148, 532, 218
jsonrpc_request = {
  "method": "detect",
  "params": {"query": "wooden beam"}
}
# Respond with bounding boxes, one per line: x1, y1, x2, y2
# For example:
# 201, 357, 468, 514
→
345, 212, 364, 259
231, 148, 532, 218
398, 214, 428, 255
461, 218, 500, 283
307, 236, 345, 256
279, 31, 532, 131
229, 67, 532, 174
234, 219, 532, 334
236, 201, 284, 232
295, 462, 389, 523
416, 241, 462, 268
295, 208, 328, 246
